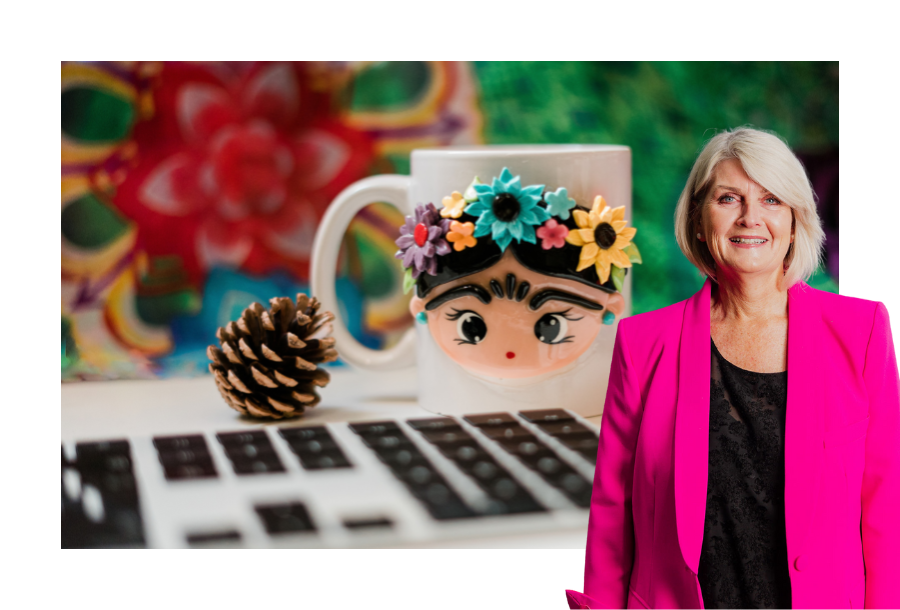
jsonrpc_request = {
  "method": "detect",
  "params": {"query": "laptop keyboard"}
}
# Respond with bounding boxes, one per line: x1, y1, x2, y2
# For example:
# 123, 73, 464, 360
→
61, 409, 598, 548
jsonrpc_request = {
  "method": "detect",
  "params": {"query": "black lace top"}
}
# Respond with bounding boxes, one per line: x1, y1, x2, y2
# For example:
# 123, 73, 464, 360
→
697, 340, 792, 609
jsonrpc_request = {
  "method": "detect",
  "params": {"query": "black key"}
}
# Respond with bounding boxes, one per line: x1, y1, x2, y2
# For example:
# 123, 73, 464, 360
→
397, 464, 440, 487
157, 448, 212, 467
480, 425, 533, 440
557, 433, 600, 452
463, 412, 517, 427
216, 430, 268, 447
63, 440, 146, 548
375, 447, 428, 470
255, 502, 317, 534
457, 458, 501, 481
296, 451, 352, 470
223, 442, 279, 460
518, 409, 575, 423
89, 471, 138, 501
349, 421, 401, 435
438, 443, 490, 464
278, 426, 330, 441
497, 492, 547, 515
577, 446, 599, 461
186, 530, 242, 545
420, 429, 473, 445
231, 458, 286, 475
497, 436, 550, 457
286, 437, 340, 454
363, 433, 415, 451
537, 421, 593, 437
428, 499, 477, 520
76, 440, 130, 458
164, 462, 218, 480
62, 446, 70, 466
153, 434, 208, 453
534, 455, 567, 477
406, 417, 462, 432
342, 517, 394, 530
76, 440, 132, 473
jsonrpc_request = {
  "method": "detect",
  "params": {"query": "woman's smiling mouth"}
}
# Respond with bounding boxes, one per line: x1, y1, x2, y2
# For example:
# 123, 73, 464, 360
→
729, 236, 768, 247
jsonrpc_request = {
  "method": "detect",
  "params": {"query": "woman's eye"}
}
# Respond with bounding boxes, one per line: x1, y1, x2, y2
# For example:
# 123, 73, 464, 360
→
534, 313, 570, 345
719, 195, 737, 203
456, 311, 486, 344
764, 197, 781, 204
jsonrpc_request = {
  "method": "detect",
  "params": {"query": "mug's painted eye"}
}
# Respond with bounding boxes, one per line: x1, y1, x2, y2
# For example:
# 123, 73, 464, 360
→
534, 313, 569, 344
456, 311, 487, 344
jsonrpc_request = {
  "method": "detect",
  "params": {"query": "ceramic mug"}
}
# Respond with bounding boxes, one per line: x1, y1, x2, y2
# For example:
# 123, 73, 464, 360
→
311, 145, 634, 417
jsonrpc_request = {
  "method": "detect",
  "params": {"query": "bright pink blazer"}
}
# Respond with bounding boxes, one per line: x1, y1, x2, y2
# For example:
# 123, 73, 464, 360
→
566, 280, 900, 609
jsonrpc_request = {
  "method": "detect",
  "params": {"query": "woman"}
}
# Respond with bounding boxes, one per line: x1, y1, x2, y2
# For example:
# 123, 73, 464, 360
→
566, 128, 900, 609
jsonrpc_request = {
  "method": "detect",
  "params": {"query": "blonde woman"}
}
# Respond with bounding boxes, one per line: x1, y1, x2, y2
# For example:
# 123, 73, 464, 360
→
567, 128, 900, 609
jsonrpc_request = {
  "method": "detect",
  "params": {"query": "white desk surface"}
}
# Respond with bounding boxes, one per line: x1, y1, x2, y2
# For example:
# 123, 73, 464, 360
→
62, 367, 602, 548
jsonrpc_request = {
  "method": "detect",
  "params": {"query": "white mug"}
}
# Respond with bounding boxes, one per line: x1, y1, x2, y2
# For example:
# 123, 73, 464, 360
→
311, 145, 633, 418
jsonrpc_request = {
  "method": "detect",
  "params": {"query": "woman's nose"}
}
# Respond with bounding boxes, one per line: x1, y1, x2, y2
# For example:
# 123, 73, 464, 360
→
738, 202, 762, 227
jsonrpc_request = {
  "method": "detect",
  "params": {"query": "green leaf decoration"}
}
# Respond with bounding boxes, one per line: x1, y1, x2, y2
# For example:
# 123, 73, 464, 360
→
345, 61, 431, 113
402, 267, 415, 295
611, 265, 626, 293
61, 87, 135, 143
463, 176, 483, 202
61, 193, 131, 249
623, 242, 642, 264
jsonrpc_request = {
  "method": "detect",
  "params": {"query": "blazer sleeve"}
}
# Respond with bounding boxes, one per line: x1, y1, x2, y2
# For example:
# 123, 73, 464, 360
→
566, 319, 644, 609
861, 303, 900, 609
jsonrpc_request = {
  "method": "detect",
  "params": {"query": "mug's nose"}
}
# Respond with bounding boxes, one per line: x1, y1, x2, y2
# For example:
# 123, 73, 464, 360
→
506, 351, 516, 359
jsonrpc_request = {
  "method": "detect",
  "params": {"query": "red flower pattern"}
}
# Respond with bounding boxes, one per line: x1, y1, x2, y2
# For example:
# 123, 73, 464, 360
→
113, 62, 373, 282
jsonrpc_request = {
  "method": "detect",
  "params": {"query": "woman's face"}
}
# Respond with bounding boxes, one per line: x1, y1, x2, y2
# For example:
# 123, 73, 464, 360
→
699, 158, 794, 282
410, 251, 624, 379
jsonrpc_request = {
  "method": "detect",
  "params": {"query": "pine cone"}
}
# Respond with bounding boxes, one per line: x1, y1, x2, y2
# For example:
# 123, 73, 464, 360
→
207, 294, 337, 420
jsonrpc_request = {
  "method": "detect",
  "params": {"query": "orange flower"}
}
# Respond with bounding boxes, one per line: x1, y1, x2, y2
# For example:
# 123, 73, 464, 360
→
440, 191, 467, 219
565, 195, 636, 283
446, 220, 477, 251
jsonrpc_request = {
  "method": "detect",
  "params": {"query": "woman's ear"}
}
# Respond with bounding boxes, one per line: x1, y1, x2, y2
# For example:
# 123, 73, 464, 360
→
409, 295, 425, 318
605, 292, 625, 316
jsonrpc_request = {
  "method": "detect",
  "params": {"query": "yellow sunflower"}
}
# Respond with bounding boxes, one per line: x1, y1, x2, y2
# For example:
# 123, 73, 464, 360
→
565, 195, 637, 283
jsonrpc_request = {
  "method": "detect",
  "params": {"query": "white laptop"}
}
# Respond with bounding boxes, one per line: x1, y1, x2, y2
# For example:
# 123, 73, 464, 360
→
62, 367, 598, 548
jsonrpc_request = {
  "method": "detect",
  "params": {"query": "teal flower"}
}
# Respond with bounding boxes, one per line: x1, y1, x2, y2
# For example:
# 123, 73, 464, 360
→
544, 187, 577, 220
464, 168, 550, 252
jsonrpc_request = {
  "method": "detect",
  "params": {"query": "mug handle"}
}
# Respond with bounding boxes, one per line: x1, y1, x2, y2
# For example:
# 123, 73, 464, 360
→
311, 174, 417, 370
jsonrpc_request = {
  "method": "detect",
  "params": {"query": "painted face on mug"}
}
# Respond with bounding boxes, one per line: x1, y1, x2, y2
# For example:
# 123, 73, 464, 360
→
410, 251, 624, 379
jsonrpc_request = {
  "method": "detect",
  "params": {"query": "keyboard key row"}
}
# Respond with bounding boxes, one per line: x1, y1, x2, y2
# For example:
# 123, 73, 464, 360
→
63, 440, 146, 548
349, 421, 476, 521
409, 417, 545, 516
279, 426, 353, 470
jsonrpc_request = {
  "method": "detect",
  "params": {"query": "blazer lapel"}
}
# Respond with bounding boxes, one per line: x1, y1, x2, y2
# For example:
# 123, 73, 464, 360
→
674, 278, 712, 572
784, 282, 824, 558
674, 280, 825, 572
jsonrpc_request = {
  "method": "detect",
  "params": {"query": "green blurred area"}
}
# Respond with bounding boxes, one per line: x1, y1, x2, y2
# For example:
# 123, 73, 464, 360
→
472, 61, 839, 313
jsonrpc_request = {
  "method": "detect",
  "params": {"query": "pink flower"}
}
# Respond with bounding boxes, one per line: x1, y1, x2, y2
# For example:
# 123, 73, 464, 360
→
536, 218, 568, 250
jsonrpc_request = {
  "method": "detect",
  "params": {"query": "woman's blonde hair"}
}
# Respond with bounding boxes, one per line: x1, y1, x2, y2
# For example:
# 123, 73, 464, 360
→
673, 127, 824, 287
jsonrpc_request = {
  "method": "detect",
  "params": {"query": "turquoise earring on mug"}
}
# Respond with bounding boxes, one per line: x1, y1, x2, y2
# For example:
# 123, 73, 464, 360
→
416, 311, 427, 324
602, 311, 616, 325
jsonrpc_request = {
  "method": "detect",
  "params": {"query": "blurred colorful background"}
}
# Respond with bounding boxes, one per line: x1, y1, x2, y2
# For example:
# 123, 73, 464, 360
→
61, 61, 838, 381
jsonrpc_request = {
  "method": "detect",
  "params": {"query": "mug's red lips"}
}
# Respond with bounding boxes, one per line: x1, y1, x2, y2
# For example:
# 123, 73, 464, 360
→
506, 352, 516, 359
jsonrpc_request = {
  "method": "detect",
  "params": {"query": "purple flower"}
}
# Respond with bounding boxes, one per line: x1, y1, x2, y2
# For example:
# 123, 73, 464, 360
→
395, 203, 451, 278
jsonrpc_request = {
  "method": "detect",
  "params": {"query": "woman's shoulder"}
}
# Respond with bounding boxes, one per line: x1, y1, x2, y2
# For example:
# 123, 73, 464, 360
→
800, 284, 887, 325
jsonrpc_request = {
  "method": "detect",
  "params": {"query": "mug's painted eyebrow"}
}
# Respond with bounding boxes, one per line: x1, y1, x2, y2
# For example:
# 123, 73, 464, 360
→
425, 284, 493, 311
529, 289, 604, 311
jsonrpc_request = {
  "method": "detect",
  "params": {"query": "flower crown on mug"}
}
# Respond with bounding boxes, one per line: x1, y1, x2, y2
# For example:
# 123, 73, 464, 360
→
395, 167, 641, 297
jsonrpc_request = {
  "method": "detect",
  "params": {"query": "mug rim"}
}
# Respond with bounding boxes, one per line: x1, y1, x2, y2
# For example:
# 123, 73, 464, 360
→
412, 144, 629, 156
